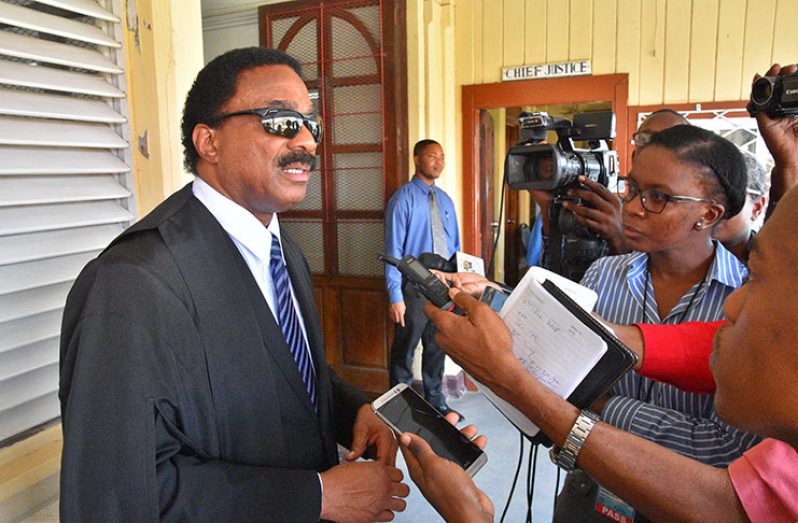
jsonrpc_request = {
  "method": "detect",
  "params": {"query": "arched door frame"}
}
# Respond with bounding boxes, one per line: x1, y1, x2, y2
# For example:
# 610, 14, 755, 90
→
461, 74, 629, 254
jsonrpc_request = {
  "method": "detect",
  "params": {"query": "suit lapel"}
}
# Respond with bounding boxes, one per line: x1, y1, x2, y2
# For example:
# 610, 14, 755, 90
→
161, 193, 318, 421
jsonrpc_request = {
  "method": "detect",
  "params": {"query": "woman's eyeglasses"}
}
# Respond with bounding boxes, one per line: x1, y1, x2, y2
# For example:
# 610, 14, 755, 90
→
207, 107, 323, 143
617, 176, 715, 214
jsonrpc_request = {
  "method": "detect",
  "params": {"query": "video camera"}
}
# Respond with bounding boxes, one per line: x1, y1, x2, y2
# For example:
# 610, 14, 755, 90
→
505, 111, 619, 282
747, 72, 798, 118
505, 112, 619, 191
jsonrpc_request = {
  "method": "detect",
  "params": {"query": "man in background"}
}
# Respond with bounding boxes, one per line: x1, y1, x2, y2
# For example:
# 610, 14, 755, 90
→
384, 140, 462, 420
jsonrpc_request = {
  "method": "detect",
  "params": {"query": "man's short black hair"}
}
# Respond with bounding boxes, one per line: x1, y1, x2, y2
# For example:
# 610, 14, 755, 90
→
648, 125, 747, 218
413, 139, 441, 157
181, 47, 303, 174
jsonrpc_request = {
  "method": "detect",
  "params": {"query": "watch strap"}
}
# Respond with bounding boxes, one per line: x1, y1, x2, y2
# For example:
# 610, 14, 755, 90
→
549, 409, 599, 471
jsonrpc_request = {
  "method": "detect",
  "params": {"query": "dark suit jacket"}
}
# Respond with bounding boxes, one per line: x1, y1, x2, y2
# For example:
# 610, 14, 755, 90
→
59, 184, 368, 522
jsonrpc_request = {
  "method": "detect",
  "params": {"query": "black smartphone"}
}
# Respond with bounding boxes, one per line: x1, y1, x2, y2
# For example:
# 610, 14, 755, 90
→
372, 384, 487, 477
479, 286, 509, 312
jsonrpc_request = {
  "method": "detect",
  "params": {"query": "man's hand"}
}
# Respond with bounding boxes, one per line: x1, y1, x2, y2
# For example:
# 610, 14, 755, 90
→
755, 63, 798, 202
346, 404, 398, 466
432, 270, 499, 299
319, 461, 409, 523
388, 301, 406, 327
562, 176, 629, 254
399, 427, 493, 523
424, 291, 520, 391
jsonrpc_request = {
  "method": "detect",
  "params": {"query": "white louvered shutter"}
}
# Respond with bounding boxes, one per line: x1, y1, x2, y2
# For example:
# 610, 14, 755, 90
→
0, 0, 134, 442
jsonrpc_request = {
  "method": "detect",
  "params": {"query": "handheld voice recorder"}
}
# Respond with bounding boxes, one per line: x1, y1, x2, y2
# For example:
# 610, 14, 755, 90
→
378, 253, 456, 312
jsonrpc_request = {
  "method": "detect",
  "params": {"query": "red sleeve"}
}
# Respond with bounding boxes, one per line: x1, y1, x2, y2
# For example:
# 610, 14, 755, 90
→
636, 321, 725, 394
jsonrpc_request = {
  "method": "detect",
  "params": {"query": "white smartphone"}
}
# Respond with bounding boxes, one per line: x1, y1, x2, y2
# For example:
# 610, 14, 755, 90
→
372, 384, 487, 477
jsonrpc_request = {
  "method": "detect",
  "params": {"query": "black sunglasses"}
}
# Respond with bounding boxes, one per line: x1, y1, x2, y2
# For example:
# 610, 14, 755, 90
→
207, 107, 323, 143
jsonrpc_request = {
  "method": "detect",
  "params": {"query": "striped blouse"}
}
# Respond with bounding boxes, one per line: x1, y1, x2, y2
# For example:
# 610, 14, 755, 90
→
581, 243, 762, 466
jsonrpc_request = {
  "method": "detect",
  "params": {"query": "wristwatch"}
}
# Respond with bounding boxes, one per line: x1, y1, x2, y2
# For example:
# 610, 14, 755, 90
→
549, 409, 599, 471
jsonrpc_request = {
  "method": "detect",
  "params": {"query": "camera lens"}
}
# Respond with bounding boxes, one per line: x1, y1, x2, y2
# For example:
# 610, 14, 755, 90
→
751, 77, 774, 105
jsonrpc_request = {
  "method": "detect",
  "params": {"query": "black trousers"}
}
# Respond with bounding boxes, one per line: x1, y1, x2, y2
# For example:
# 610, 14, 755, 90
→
388, 281, 446, 408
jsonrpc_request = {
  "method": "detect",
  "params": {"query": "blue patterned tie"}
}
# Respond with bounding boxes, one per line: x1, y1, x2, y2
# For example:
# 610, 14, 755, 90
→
269, 234, 317, 412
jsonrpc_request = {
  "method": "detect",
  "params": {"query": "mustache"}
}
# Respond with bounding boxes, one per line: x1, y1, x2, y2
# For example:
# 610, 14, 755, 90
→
278, 150, 316, 170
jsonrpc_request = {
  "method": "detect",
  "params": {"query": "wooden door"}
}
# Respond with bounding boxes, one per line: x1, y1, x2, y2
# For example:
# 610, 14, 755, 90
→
478, 110, 495, 266
260, 0, 407, 397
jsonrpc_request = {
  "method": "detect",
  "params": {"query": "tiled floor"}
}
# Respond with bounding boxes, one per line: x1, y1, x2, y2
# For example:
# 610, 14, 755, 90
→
394, 391, 563, 522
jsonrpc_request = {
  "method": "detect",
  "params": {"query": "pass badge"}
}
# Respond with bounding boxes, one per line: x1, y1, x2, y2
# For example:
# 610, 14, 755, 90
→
594, 485, 635, 523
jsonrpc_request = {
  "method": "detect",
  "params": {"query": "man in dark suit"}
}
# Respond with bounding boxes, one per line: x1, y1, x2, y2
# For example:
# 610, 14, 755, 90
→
59, 47, 408, 522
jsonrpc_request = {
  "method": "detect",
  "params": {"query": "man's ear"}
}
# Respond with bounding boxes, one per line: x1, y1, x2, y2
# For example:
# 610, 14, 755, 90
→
193, 124, 220, 165
750, 194, 768, 222
700, 202, 726, 228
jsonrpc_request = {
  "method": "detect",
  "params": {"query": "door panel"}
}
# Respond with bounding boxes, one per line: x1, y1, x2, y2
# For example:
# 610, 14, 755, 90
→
478, 110, 495, 264
262, 0, 407, 397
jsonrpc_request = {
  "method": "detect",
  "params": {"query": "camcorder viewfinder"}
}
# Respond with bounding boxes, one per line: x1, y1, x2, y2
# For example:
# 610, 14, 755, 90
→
747, 72, 798, 118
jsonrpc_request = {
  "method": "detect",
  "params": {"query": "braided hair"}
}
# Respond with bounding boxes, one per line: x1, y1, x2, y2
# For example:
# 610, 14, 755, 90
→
648, 125, 747, 218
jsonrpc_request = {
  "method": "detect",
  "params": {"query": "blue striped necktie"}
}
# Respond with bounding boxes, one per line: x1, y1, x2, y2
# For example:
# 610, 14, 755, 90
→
269, 234, 317, 412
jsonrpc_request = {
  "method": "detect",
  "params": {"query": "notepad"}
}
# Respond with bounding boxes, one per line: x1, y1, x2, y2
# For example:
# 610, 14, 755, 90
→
472, 266, 636, 439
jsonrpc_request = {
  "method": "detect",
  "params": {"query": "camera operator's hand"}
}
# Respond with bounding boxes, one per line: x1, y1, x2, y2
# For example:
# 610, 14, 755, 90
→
424, 290, 520, 391
562, 176, 630, 254
755, 63, 798, 207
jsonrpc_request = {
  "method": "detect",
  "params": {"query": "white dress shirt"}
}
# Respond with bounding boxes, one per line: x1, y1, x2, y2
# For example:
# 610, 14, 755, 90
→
192, 177, 314, 372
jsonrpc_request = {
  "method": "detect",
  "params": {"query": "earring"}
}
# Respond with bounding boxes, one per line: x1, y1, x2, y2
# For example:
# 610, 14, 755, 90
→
694, 221, 703, 230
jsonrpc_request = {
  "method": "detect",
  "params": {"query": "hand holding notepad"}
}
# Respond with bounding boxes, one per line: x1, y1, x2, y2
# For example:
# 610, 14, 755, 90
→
470, 266, 636, 439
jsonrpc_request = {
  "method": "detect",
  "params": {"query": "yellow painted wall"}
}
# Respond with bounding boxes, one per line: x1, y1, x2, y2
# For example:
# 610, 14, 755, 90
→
123, 0, 204, 216
451, 0, 797, 104
406, 0, 463, 231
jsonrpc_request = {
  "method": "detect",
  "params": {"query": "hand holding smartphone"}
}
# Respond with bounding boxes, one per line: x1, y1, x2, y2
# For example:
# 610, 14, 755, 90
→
372, 384, 487, 477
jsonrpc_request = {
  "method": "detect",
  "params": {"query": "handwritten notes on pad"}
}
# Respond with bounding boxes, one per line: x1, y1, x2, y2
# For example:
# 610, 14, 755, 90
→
475, 267, 606, 437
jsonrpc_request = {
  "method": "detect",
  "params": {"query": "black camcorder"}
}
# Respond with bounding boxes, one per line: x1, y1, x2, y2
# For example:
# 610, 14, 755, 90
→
504, 111, 620, 282
505, 111, 618, 192
747, 72, 798, 118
